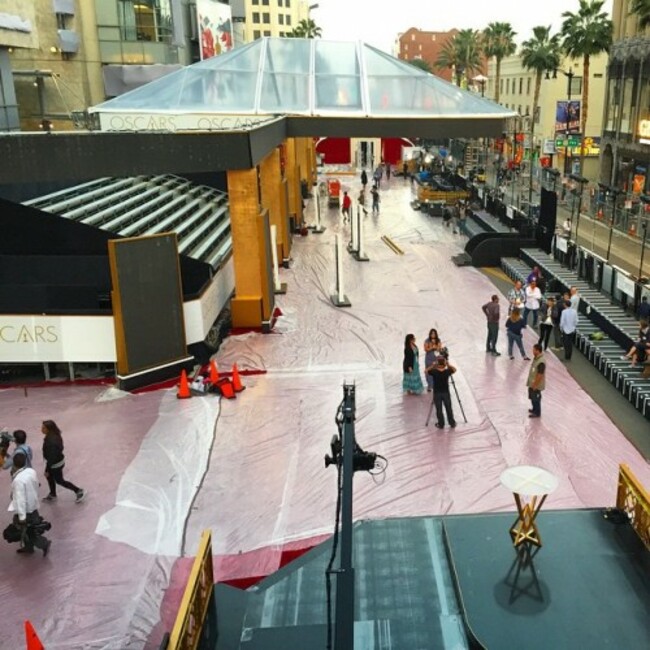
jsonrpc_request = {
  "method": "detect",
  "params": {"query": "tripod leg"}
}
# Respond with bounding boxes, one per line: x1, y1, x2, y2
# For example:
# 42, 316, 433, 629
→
425, 395, 436, 427
450, 378, 468, 423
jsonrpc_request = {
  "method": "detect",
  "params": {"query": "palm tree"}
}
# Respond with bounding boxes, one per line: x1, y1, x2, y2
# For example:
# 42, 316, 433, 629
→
561, 0, 613, 174
521, 26, 562, 208
408, 58, 432, 73
286, 18, 322, 38
436, 29, 483, 87
482, 22, 517, 103
521, 26, 562, 152
629, 0, 650, 29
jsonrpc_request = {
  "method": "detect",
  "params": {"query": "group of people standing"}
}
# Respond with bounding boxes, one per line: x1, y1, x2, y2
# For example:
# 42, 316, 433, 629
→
1, 420, 86, 556
478, 267, 583, 417
500, 268, 580, 363
402, 330, 457, 428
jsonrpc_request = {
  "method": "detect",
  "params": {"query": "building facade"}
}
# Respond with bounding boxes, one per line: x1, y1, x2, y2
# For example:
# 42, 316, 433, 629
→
0, 0, 40, 130
2, 0, 256, 132
395, 27, 459, 83
242, 0, 309, 41
487, 53, 607, 181
601, 0, 650, 193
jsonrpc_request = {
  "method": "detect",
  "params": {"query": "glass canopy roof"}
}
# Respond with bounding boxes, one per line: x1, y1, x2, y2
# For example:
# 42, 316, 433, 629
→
91, 38, 513, 120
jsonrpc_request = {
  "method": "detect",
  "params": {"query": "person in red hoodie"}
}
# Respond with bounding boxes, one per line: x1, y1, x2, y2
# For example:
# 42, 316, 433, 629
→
341, 191, 352, 222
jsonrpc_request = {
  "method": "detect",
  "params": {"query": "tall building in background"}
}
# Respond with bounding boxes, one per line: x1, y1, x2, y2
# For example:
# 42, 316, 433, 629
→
395, 28, 459, 83
488, 53, 607, 181
601, 0, 650, 192
242, 0, 309, 41
1, 0, 242, 131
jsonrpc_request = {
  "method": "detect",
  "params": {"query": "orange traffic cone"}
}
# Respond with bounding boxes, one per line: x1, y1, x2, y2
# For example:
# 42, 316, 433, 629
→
177, 369, 191, 399
217, 378, 236, 399
629, 222, 637, 237
232, 363, 246, 393
209, 359, 219, 384
25, 621, 44, 650
597, 207, 603, 220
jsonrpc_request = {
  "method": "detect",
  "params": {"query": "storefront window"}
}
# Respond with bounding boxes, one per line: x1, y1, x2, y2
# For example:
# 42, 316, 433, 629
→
620, 76, 635, 135
605, 73, 620, 133
119, 0, 173, 43
637, 63, 650, 142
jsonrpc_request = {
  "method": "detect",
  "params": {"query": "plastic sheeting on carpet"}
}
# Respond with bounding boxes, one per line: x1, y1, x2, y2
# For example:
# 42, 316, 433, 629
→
0, 179, 648, 650
96, 391, 219, 556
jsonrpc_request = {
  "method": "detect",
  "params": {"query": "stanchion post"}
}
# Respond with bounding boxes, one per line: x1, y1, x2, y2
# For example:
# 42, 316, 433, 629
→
270, 224, 287, 294
313, 192, 325, 234
331, 233, 351, 307
355, 205, 369, 262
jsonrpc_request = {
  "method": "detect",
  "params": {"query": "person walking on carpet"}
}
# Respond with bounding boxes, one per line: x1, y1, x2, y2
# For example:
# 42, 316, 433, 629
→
41, 420, 86, 504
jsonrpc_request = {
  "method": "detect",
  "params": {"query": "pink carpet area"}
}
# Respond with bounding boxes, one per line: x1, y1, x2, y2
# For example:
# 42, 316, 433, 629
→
1, 179, 648, 649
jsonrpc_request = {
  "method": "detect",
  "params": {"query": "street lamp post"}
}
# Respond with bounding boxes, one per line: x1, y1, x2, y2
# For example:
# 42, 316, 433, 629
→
473, 74, 487, 97
638, 197, 649, 281
605, 187, 621, 262
569, 173, 588, 271
552, 68, 576, 176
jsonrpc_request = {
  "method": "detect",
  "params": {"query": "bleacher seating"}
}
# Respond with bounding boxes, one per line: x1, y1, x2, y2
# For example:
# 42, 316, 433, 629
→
501, 252, 650, 419
24, 175, 232, 269
461, 210, 513, 239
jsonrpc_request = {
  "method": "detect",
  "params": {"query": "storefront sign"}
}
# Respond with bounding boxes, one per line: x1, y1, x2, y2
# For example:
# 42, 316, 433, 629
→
616, 273, 636, 298
543, 139, 556, 155
555, 100, 581, 134
638, 119, 650, 144
96, 111, 275, 132
568, 136, 600, 157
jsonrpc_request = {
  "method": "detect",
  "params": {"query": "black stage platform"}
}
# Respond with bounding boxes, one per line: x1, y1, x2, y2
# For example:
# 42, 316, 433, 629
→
213, 510, 650, 649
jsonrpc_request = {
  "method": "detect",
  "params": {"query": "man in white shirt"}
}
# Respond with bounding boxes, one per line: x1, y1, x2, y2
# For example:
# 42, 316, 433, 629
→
569, 286, 581, 311
560, 299, 579, 361
524, 280, 542, 328
9, 453, 51, 555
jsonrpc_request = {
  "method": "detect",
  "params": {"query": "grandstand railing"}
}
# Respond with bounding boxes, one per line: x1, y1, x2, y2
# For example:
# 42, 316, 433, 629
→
616, 464, 650, 552
166, 530, 215, 650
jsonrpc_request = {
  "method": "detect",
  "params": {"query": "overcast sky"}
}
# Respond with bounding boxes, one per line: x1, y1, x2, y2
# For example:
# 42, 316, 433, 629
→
311, 0, 614, 53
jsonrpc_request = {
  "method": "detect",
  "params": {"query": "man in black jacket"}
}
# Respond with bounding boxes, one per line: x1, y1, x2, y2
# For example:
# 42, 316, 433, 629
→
427, 357, 457, 429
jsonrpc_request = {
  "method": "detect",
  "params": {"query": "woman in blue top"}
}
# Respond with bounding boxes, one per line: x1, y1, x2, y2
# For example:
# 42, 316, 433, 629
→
505, 308, 530, 360
402, 334, 424, 395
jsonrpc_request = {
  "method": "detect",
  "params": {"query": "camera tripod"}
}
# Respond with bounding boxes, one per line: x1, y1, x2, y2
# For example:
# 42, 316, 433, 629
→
425, 374, 467, 427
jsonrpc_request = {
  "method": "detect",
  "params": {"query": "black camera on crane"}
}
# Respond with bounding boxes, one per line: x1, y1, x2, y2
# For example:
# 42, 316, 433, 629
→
324, 434, 378, 473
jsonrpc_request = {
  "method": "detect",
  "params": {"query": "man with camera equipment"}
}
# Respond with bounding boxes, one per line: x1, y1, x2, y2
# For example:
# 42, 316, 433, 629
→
526, 344, 546, 418
427, 355, 457, 429
1, 429, 33, 475
6, 453, 51, 556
